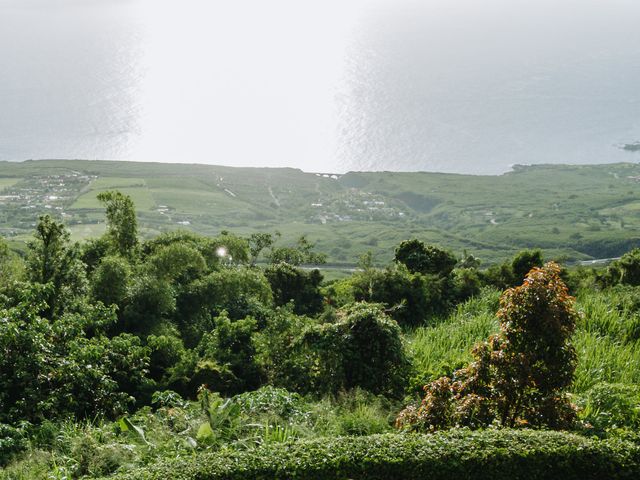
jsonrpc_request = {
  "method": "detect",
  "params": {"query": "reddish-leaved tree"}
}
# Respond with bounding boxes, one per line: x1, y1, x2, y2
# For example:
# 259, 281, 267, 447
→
397, 262, 578, 431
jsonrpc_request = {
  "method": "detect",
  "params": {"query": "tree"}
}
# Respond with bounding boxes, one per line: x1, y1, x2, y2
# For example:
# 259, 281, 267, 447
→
298, 303, 410, 397
90, 255, 131, 309
148, 243, 207, 283
482, 261, 515, 290
97, 191, 138, 258
80, 235, 112, 274
175, 267, 273, 346
617, 248, 640, 286
27, 215, 68, 286
264, 262, 324, 315
483, 249, 544, 290
209, 232, 251, 266
397, 262, 578, 431
351, 264, 450, 326
26, 215, 86, 319
121, 274, 176, 335
268, 235, 326, 266
511, 248, 543, 284
394, 239, 456, 276
0, 237, 24, 290
248, 232, 277, 266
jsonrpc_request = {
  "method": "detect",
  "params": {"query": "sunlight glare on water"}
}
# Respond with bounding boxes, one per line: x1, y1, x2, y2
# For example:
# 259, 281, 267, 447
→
129, 0, 372, 170
2, 0, 640, 174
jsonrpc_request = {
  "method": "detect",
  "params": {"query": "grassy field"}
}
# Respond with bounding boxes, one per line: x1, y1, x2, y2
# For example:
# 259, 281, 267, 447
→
1, 160, 640, 265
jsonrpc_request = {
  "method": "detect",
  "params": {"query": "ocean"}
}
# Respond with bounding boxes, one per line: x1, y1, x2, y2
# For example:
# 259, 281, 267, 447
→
1, 0, 640, 174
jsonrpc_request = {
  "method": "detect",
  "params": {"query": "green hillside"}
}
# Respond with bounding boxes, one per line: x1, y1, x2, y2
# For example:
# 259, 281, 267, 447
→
1, 159, 639, 265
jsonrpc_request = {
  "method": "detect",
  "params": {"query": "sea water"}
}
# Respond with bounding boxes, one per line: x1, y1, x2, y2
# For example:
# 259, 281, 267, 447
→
1, 0, 640, 174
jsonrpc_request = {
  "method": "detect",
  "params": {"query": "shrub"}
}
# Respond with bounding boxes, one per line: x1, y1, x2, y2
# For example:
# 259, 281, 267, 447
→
452, 267, 482, 302
298, 302, 410, 397
351, 265, 450, 327
326, 390, 394, 436
111, 429, 640, 480
231, 386, 307, 421
197, 312, 262, 395
176, 268, 272, 345
51, 333, 151, 417
0, 423, 26, 467
253, 307, 315, 391
394, 240, 457, 276
510, 248, 543, 284
0, 294, 151, 423
264, 263, 324, 315
122, 275, 176, 334
617, 248, 640, 286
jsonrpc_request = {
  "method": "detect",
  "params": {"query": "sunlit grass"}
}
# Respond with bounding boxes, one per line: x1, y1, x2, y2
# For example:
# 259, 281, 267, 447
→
406, 289, 500, 391
573, 331, 640, 393
408, 286, 640, 396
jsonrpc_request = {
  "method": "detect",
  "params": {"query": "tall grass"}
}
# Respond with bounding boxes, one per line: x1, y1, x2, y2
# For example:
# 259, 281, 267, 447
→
576, 288, 640, 342
573, 331, 640, 392
407, 289, 500, 392
408, 285, 640, 396
573, 288, 640, 392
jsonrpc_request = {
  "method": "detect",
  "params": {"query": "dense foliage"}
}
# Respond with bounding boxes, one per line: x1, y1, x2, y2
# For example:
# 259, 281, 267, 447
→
110, 430, 640, 480
1, 190, 640, 478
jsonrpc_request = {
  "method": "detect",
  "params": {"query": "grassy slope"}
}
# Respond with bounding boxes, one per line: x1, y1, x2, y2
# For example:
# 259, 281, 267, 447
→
1, 160, 640, 266
407, 287, 640, 395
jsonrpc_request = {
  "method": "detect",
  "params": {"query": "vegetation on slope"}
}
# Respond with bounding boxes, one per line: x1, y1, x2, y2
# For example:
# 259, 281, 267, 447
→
1, 189, 640, 478
2, 160, 640, 266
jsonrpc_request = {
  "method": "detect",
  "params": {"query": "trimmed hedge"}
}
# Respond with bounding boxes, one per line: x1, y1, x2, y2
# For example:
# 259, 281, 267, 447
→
113, 429, 640, 480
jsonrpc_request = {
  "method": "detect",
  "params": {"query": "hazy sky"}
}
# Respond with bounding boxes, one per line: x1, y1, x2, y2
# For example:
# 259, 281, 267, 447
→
2, 0, 640, 173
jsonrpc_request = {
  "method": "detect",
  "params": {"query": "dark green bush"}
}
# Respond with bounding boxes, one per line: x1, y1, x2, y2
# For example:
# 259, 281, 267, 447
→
176, 268, 272, 345
394, 239, 457, 276
0, 294, 151, 423
197, 312, 262, 394
264, 262, 324, 315
617, 248, 640, 286
298, 302, 410, 397
90, 255, 131, 310
0, 423, 26, 467
253, 307, 315, 391
111, 429, 640, 480
351, 265, 450, 326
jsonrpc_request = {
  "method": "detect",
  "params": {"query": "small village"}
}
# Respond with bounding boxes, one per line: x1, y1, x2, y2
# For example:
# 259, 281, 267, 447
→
0, 173, 95, 236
